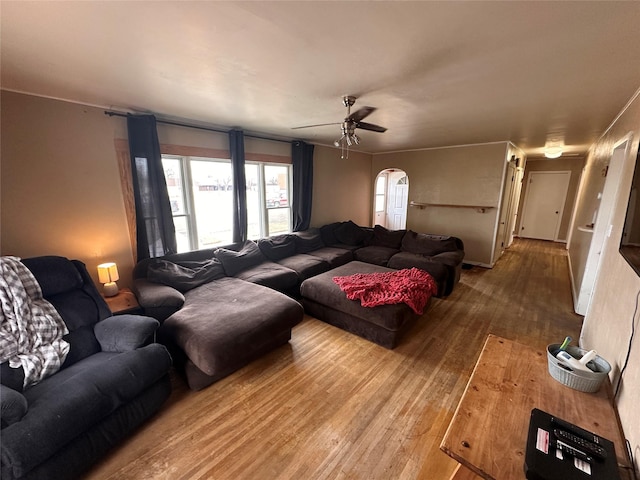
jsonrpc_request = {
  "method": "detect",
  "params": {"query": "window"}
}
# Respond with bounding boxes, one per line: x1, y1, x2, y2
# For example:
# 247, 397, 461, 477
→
162, 155, 292, 252
375, 174, 387, 212
245, 163, 292, 240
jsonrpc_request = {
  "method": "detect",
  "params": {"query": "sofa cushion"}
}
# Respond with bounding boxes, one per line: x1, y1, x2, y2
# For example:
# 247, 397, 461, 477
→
334, 220, 367, 246
215, 241, 266, 276
372, 225, 406, 249
233, 261, 299, 291
401, 230, 460, 256
277, 254, 329, 281
147, 258, 225, 293
293, 228, 325, 253
257, 235, 296, 261
353, 246, 399, 266
320, 222, 342, 246
306, 247, 353, 268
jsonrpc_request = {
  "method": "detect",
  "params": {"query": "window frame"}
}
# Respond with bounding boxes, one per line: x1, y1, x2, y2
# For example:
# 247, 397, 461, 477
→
162, 153, 292, 251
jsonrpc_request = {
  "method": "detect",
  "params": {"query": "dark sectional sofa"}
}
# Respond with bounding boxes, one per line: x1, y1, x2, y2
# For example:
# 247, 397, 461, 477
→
133, 221, 464, 389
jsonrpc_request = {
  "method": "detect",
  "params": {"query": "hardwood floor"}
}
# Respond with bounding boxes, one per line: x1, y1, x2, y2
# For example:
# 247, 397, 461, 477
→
84, 239, 583, 480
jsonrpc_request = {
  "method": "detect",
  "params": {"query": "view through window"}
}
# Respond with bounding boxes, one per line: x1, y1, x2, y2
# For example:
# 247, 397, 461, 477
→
162, 155, 291, 252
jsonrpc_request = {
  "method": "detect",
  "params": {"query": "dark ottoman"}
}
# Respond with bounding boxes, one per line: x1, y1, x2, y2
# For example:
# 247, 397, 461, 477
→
300, 261, 427, 349
161, 277, 304, 390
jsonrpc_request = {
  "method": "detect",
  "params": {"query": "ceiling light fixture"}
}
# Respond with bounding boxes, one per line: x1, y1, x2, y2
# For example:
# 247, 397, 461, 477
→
334, 122, 360, 159
544, 146, 563, 159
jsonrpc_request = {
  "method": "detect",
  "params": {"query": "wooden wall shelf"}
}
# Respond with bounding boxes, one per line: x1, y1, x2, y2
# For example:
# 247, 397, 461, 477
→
409, 201, 496, 213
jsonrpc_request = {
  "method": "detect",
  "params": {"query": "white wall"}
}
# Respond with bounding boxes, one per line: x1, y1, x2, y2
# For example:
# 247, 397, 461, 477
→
574, 87, 640, 473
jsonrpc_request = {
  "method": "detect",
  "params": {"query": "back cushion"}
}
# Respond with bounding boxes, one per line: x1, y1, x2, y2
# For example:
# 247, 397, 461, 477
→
147, 258, 225, 292
401, 230, 460, 256
293, 228, 325, 253
257, 235, 297, 261
372, 225, 405, 249
334, 220, 367, 246
320, 222, 342, 246
215, 240, 266, 276
22, 256, 83, 297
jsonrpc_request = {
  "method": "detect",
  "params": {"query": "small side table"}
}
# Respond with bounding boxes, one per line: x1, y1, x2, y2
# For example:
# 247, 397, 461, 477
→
103, 288, 142, 315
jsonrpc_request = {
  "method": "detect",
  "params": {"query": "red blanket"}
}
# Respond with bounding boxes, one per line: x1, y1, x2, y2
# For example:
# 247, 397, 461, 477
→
332, 268, 437, 314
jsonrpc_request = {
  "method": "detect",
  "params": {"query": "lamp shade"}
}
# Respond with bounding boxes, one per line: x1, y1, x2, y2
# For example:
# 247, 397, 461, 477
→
97, 262, 119, 283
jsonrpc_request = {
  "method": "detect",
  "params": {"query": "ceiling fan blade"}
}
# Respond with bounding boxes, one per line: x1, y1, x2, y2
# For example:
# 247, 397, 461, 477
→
291, 122, 341, 130
347, 106, 376, 123
356, 121, 387, 133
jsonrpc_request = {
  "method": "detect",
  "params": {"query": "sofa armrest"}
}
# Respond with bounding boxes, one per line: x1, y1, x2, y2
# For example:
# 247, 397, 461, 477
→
94, 315, 160, 352
1, 384, 28, 428
133, 278, 185, 321
430, 250, 465, 267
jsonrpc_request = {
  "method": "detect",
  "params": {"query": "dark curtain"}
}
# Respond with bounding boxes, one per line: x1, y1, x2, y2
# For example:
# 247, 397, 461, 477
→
292, 140, 314, 231
127, 114, 177, 260
229, 129, 247, 243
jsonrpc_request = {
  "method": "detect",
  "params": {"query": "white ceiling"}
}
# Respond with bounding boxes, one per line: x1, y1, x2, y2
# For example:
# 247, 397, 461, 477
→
2, 1, 640, 157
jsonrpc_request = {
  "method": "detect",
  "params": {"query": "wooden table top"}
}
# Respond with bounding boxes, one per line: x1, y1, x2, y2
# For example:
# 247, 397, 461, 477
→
440, 334, 631, 480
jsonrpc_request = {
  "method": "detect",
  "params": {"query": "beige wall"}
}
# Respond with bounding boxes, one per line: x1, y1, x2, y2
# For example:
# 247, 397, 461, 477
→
372, 143, 511, 266
310, 145, 372, 227
1, 91, 135, 289
0, 91, 293, 289
516, 156, 585, 242
575, 88, 640, 470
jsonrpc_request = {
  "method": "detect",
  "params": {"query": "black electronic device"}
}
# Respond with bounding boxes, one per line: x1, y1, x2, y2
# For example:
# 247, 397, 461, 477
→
524, 408, 621, 480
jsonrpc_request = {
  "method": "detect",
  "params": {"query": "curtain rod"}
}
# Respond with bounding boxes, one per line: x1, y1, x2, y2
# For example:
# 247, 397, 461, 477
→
104, 110, 296, 145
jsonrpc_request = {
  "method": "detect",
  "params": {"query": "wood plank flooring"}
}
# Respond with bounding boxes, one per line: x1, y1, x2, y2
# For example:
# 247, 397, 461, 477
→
84, 239, 583, 480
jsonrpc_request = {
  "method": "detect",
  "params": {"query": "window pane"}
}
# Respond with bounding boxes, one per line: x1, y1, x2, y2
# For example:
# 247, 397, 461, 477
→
375, 175, 386, 195
268, 208, 290, 236
265, 165, 289, 209
190, 160, 233, 247
173, 216, 190, 253
245, 164, 261, 240
162, 158, 186, 215
375, 194, 385, 212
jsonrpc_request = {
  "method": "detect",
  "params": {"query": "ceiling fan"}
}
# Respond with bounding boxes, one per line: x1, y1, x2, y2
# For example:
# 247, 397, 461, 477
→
293, 96, 387, 158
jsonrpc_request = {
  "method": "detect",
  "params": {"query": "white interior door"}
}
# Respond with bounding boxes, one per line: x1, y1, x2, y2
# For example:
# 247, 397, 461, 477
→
520, 171, 571, 241
387, 173, 408, 230
576, 140, 628, 316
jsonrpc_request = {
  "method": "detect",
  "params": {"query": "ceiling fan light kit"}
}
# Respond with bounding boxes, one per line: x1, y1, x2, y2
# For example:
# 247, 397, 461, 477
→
294, 95, 387, 159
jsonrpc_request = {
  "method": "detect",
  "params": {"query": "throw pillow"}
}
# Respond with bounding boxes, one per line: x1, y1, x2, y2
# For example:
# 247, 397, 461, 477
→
334, 220, 367, 246
257, 235, 296, 261
401, 230, 459, 256
147, 258, 225, 292
214, 240, 266, 276
372, 225, 406, 249
294, 228, 325, 253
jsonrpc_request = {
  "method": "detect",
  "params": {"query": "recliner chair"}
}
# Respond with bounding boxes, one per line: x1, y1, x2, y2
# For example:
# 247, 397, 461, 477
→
0, 255, 172, 480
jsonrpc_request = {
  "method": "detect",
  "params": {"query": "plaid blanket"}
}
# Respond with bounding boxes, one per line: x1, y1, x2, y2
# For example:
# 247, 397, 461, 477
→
0, 256, 69, 389
333, 267, 437, 315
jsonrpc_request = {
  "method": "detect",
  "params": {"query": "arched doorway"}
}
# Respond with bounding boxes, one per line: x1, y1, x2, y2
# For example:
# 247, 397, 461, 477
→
373, 169, 409, 229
